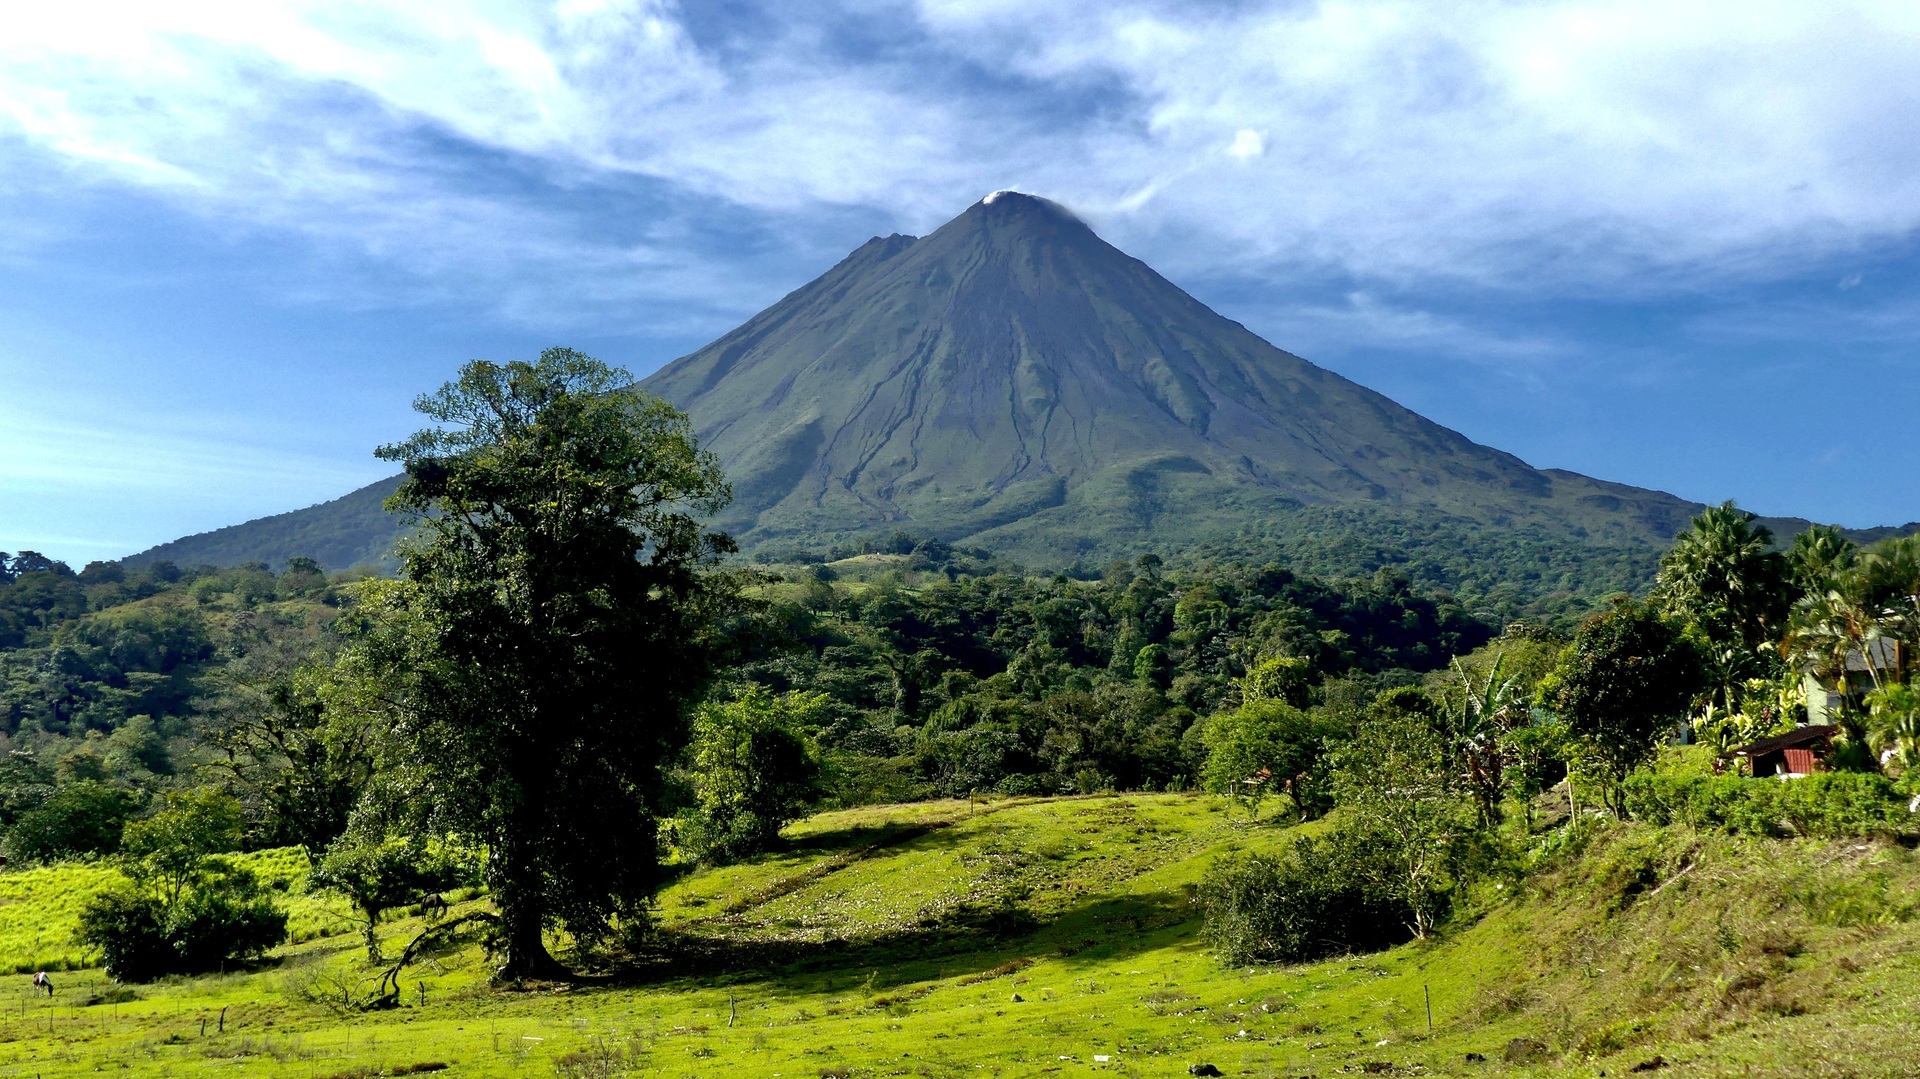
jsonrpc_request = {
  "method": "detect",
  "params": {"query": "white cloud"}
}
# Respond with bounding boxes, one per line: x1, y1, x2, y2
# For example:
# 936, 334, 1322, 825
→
0, 411, 374, 495
2, 0, 1919, 314
919, 0, 1920, 288
1242, 291, 1569, 383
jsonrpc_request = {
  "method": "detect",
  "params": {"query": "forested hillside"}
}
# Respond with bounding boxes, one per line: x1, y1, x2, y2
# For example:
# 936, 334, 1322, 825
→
126, 476, 404, 574
0, 552, 354, 860
733, 554, 1491, 803
0, 541, 1491, 864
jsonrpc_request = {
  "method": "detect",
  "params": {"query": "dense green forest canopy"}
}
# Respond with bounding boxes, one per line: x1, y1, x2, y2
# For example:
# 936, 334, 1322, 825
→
730, 555, 1492, 799
0, 541, 1487, 850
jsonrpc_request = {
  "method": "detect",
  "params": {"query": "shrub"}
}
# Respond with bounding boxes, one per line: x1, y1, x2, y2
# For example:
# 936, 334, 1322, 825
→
75, 888, 171, 982
1201, 825, 1433, 965
1622, 772, 1915, 838
77, 873, 286, 982
163, 882, 288, 973
75, 788, 286, 981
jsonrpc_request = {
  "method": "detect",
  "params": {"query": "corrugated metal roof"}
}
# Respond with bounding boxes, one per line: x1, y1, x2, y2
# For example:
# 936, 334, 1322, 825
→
1731, 724, 1837, 758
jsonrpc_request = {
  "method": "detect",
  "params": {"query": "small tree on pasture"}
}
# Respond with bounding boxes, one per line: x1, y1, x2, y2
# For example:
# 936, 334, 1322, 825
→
77, 789, 286, 982
681, 686, 827, 864
312, 824, 478, 963
1329, 707, 1474, 940
1201, 699, 1337, 818
1546, 602, 1703, 814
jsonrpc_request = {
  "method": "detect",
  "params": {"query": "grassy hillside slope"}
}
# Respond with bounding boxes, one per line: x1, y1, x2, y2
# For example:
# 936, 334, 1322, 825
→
0, 795, 1913, 1077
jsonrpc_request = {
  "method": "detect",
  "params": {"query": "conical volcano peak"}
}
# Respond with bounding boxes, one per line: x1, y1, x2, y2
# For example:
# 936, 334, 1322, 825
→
931, 191, 1098, 258
132, 191, 1717, 573
971, 190, 1083, 225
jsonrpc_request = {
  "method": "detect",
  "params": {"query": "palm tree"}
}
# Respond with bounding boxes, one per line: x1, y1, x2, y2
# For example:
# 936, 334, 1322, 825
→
1857, 537, 1920, 679
1786, 524, 1858, 597
1655, 502, 1788, 645
1657, 502, 1788, 717
1783, 539, 1919, 742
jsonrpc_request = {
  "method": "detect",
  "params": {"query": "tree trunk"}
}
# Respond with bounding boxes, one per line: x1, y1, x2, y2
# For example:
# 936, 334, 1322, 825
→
487, 828, 568, 981
361, 904, 382, 964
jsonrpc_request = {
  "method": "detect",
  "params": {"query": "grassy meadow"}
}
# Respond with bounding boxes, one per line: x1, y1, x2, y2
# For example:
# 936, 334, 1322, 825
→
0, 793, 1913, 1077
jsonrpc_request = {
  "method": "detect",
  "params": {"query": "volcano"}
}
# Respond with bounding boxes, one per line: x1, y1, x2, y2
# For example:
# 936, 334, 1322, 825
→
640, 191, 1694, 557
133, 192, 1713, 572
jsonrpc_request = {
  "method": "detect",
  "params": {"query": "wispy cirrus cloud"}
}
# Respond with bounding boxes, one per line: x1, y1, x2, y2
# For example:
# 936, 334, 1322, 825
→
0, 404, 393, 561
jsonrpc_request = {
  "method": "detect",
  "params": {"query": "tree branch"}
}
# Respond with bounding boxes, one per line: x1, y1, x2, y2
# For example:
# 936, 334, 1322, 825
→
360, 910, 498, 1010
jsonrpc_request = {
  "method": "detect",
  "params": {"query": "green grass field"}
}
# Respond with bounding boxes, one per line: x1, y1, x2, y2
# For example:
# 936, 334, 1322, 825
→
0, 793, 1913, 1077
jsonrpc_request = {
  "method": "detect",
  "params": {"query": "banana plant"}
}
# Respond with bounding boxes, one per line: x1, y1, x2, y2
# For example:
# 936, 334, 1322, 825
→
1447, 655, 1530, 826
1867, 682, 1920, 771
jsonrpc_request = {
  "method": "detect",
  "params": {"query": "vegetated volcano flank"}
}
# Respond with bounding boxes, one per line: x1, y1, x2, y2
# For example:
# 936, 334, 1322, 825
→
134, 191, 1712, 573
641, 190, 1693, 558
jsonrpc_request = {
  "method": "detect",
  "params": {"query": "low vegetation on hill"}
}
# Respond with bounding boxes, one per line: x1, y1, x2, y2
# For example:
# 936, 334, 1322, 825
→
0, 793, 1912, 1076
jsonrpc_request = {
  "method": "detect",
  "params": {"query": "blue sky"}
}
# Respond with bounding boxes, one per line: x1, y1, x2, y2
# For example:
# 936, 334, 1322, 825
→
4, 0, 1919, 565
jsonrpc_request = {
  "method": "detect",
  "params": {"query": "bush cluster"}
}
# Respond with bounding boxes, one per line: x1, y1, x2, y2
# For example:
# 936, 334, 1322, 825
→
676, 686, 826, 865
74, 790, 288, 982
77, 879, 286, 982
1621, 772, 1918, 838
1200, 826, 1431, 965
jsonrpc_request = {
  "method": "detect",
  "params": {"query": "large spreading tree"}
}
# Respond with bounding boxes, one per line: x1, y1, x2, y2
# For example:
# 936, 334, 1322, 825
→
367, 348, 739, 979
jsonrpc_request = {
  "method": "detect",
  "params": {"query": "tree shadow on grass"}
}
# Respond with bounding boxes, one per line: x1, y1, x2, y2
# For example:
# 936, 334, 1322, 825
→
770, 793, 1102, 863
778, 800, 1039, 859
606, 888, 1199, 994
666, 815, 1039, 924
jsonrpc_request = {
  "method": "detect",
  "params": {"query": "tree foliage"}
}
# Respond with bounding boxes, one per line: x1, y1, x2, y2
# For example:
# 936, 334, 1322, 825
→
1548, 602, 1703, 812
77, 790, 285, 982
7, 779, 135, 861
679, 686, 826, 864
202, 636, 377, 852
1199, 699, 1338, 818
1329, 707, 1477, 938
312, 830, 478, 962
